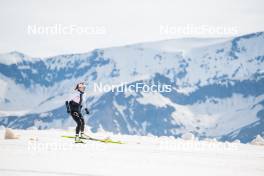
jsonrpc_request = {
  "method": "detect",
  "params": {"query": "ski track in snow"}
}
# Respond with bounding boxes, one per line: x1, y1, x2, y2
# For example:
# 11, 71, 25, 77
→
0, 129, 264, 176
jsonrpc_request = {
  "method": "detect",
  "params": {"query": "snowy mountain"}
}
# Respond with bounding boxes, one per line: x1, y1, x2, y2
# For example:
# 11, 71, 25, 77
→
0, 32, 264, 143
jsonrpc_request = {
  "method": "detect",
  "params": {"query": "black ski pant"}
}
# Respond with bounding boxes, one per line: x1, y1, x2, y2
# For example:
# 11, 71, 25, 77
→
71, 111, 85, 135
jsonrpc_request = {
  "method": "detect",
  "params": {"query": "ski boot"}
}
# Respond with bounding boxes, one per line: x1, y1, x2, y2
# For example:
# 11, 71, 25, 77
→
80, 132, 92, 140
75, 135, 84, 143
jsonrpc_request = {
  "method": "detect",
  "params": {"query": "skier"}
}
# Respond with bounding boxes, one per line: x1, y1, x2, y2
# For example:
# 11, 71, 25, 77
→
65, 82, 90, 143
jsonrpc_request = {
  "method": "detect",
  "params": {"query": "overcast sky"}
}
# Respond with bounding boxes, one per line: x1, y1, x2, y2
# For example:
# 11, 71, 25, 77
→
0, 0, 263, 57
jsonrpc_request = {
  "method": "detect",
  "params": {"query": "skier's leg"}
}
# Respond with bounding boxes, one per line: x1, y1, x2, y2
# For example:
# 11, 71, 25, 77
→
79, 113, 86, 138
71, 112, 81, 135
80, 115, 85, 133
71, 112, 85, 143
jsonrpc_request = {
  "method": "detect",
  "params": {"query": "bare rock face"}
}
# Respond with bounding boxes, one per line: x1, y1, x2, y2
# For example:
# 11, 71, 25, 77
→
4, 128, 20, 139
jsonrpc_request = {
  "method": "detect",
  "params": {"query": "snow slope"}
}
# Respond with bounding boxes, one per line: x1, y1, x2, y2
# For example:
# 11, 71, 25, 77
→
0, 129, 263, 176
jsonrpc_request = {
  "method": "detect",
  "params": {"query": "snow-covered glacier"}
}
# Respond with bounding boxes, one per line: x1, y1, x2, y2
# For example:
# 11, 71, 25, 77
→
0, 32, 264, 143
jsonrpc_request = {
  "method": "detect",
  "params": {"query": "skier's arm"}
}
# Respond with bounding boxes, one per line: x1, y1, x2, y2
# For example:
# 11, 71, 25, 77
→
65, 101, 71, 113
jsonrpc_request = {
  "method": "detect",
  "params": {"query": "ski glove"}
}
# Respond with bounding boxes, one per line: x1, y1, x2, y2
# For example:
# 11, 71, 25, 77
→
85, 108, 90, 114
65, 101, 71, 113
